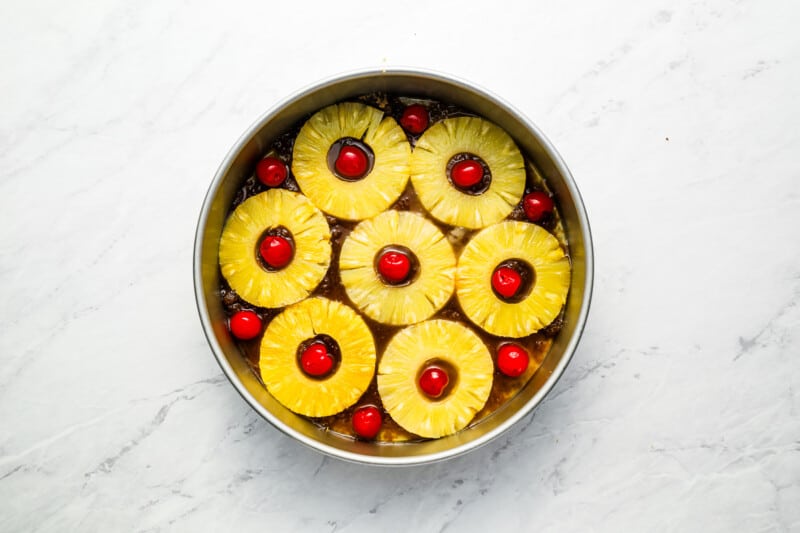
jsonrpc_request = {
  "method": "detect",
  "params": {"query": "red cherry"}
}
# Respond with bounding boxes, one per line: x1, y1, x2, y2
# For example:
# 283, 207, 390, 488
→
419, 366, 450, 398
400, 104, 429, 134
492, 266, 522, 299
451, 160, 484, 188
256, 157, 288, 187
259, 235, 293, 269
497, 343, 530, 377
229, 310, 262, 340
377, 251, 411, 284
352, 405, 382, 439
522, 191, 554, 222
335, 145, 369, 179
300, 342, 334, 377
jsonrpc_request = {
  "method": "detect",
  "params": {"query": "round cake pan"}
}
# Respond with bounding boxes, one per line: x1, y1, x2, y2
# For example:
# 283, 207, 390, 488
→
194, 68, 593, 466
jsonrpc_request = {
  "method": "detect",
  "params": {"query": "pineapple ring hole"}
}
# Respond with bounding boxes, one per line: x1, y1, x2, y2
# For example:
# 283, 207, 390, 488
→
373, 245, 420, 286
296, 334, 342, 380
446, 153, 492, 195
491, 259, 535, 303
255, 226, 295, 271
326, 137, 375, 181
416, 359, 459, 401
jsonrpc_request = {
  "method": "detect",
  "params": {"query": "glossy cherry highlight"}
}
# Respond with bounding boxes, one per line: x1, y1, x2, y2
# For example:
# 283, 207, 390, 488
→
419, 366, 450, 399
450, 160, 484, 188
300, 342, 334, 377
497, 343, 530, 377
400, 104, 429, 134
256, 157, 288, 187
377, 251, 412, 284
352, 405, 383, 439
523, 191, 554, 222
491, 266, 522, 299
259, 235, 293, 269
229, 310, 262, 340
335, 145, 369, 179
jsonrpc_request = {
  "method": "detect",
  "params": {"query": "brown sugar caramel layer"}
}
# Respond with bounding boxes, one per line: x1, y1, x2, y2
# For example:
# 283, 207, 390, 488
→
219, 93, 568, 442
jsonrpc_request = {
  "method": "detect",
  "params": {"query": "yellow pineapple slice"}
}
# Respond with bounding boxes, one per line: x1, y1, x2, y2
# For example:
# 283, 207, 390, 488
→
378, 320, 494, 438
339, 210, 456, 325
456, 221, 570, 337
260, 297, 376, 417
292, 102, 411, 221
410, 116, 525, 229
218, 189, 331, 308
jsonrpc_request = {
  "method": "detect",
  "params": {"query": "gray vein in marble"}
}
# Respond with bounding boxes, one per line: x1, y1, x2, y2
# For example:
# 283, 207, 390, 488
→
83, 400, 176, 486
543, 348, 626, 403
0, 244, 188, 391
0, 465, 23, 481
544, 8, 679, 118
742, 59, 779, 80
0, 407, 127, 471
735, 286, 800, 361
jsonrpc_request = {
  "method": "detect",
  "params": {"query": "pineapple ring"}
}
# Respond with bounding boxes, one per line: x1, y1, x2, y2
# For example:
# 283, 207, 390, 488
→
339, 210, 456, 326
260, 297, 376, 417
292, 102, 411, 221
410, 116, 526, 229
378, 320, 494, 439
456, 221, 570, 338
218, 189, 331, 308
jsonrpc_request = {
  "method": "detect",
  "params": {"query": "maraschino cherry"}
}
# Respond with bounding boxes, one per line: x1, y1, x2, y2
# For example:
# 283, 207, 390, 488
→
497, 343, 529, 377
400, 104, 429, 134
352, 405, 382, 439
419, 366, 449, 398
522, 191, 554, 222
377, 251, 411, 284
335, 145, 369, 179
492, 266, 522, 299
300, 342, 334, 377
450, 160, 484, 188
256, 157, 288, 187
259, 235, 292, 269
229, 310, 262, 340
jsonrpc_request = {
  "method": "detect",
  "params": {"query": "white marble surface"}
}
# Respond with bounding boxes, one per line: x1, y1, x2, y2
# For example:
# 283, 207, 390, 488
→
1, 0, 799, 530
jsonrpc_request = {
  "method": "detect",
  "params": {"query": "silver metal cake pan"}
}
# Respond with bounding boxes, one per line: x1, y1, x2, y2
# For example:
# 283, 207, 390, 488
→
194, 68, 593, 466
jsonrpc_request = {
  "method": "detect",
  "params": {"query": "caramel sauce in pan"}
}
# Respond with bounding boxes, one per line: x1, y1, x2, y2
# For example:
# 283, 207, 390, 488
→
220, 93, 568, 443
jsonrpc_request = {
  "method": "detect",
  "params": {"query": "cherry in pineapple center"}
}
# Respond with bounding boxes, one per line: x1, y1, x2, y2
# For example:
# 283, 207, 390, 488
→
327, 138, 374, 181
375, 245, 419, 286
491, 259, 534, 302
297, 335, 341, 379
257, 227, 295, 270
